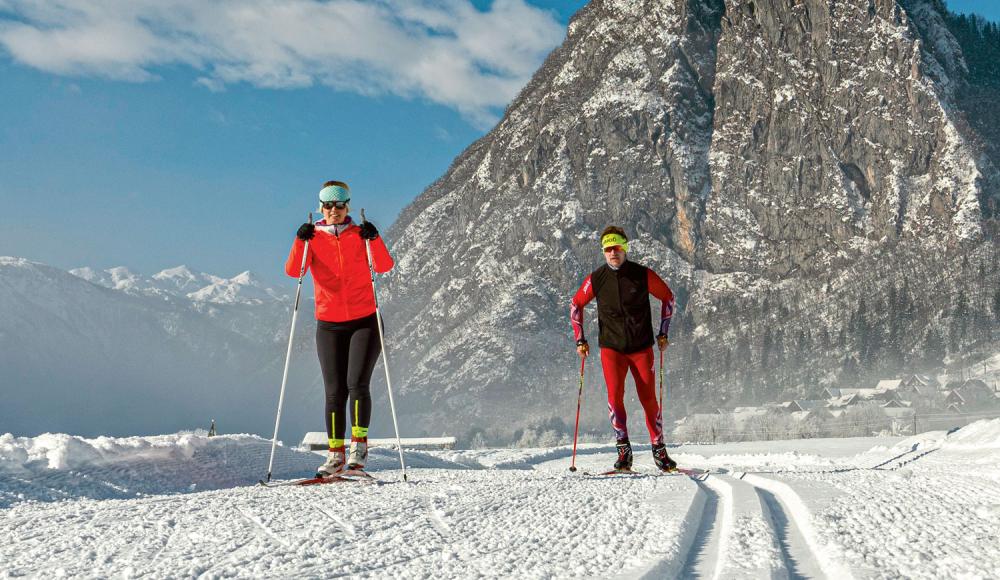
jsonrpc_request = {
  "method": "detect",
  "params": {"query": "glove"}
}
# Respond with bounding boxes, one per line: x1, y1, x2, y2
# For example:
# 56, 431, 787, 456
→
656, 334, 669, 350
359, 221, 379, 240
296, 223, 315, 241
576, 339, 589, 358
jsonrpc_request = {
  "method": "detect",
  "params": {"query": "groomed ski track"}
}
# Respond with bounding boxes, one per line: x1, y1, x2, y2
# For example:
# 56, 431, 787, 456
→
2, 424, 1000, 578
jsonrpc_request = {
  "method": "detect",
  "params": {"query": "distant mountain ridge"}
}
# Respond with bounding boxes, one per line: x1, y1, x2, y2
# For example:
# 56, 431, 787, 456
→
0, 257, 322, 440
70, 264, 286, 305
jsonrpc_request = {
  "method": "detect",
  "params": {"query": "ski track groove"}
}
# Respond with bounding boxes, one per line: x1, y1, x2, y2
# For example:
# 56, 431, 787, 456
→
754, 486, 811, 580
703, 475, 733, 580
677, 477, 726, 580
423, 495, 452, 538
738, 444, 944, 478
236, 504, 293, 552
317, 505, 356, 537
888, 447, 939, 470
743, 474, 855, 580
869, 445, 921, 470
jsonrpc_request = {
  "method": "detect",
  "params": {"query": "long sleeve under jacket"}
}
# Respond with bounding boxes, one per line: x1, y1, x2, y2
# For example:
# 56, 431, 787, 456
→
285, 217, 394, 323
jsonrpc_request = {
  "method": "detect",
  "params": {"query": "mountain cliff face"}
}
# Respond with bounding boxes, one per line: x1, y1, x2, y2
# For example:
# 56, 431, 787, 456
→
380, 0, 999, 443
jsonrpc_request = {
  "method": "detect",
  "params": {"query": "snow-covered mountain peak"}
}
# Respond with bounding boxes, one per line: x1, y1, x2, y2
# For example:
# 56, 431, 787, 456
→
106, 266, 141, 290
69, 265, 99, 281
68, 265, 142, 292
153, 265, 195, 279
229, 270, 255, 285
67, 263, 283, 305
150, 265, 222, 294
186, 270, 281, 305
152, 265, 198, 284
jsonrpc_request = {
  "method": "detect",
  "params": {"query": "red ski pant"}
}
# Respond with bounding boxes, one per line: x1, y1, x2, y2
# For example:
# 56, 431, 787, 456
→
600, 347, 663, 445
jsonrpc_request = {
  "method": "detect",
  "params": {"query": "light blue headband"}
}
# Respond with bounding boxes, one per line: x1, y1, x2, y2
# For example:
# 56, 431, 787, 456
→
318, 184, 350, 203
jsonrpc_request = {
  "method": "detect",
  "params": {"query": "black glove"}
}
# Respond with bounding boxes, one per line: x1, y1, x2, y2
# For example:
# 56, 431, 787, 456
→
359, 221, 379, 240
296, 223, 315, 241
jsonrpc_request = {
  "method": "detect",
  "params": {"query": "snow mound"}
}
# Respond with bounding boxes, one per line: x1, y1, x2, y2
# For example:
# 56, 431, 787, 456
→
876, 419, 1000, 456
0, 432, 204, 471
0, 432, 319, 507
940, 418, 1000, 450
0, 431, 487, 508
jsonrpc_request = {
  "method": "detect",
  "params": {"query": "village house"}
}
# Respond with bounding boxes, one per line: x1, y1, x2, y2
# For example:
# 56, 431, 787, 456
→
943, 379, 999, 412
900, 374, 939, 396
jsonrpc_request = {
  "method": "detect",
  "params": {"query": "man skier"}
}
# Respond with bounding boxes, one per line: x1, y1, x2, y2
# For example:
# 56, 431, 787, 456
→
287, 180, 393, 477
570, 226, 677, 472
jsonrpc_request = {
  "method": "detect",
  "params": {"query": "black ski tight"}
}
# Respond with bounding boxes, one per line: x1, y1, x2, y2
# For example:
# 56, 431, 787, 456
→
315, 314, 381, 449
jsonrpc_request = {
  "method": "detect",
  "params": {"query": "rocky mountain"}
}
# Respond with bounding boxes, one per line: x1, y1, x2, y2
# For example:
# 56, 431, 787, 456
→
380, 0, 1000, 444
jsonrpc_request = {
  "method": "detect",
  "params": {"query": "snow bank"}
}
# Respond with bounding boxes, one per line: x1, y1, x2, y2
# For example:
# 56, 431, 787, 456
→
875, 419, 1000, 456
940, 418, 1000, 450
0, 432, 204, 472
0, 432, 319, 507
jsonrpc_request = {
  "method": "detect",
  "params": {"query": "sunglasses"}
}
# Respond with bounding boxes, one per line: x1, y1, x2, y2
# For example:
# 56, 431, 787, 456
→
322, 200, 349, 210
603, 245, 625, 253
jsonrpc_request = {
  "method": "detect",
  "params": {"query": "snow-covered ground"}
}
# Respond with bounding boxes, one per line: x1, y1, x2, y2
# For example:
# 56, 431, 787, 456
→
2, 422, 1000, 578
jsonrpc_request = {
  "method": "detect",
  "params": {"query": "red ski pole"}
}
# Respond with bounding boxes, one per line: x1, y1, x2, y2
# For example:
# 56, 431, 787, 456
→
569, 357, 586, 472
658, 348, 664, 413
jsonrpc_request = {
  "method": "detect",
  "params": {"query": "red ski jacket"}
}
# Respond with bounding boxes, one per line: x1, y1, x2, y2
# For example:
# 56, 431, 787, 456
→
285, 218, 394, 323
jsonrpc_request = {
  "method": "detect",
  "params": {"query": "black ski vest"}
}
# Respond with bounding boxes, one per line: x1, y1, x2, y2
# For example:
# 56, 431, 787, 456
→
591, 260, 654, 354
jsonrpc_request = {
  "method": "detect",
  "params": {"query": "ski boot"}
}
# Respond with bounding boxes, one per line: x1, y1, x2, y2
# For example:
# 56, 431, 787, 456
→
652, 443, 677, 472
316, 448, 346, 478
614, 439, 633, 471
348, 437, 368, 470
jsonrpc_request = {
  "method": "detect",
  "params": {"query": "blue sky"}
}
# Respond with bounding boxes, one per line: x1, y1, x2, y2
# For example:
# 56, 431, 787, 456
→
947, 0, 1000, 22
0, 0, 993, 286
0, 0, 588, 285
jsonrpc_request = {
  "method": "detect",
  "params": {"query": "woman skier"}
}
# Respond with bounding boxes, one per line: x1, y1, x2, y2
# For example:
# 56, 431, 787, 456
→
286, 180, 393, 476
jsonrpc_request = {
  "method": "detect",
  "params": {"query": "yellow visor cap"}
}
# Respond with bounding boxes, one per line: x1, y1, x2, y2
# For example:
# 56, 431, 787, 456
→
601, 233, 629, 252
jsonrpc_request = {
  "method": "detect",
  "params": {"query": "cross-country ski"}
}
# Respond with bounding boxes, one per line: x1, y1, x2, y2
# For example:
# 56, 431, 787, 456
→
258, 468, 378, 488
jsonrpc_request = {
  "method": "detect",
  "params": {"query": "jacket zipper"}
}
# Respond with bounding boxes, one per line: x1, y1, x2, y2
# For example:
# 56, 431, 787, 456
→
334, 228, 350, 319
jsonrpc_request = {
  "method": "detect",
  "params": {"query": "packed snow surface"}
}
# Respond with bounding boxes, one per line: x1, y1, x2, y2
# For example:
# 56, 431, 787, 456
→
3, 422, 1000, 578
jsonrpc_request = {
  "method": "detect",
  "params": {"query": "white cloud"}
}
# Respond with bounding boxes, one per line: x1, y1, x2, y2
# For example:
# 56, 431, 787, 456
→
0, 0, 565, 127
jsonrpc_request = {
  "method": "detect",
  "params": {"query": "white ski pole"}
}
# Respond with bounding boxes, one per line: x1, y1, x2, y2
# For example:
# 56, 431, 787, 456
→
360, 208, 408, 482
264, 212, 312, 484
